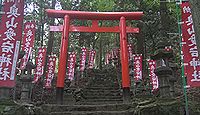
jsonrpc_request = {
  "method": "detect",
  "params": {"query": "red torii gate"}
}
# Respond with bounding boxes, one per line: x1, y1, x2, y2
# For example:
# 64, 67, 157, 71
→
46, 9, 143, 104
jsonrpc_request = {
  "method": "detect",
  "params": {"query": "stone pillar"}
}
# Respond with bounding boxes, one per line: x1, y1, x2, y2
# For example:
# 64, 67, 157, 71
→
169, 62, 178, 97
20, 61, 36, 103
151, 41, 174, 98
155, 66, 172, 97
0, 87, 10, 100
20, 75, 32, 103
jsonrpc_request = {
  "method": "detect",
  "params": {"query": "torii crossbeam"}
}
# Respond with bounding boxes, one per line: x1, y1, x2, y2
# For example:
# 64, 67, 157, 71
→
46, 9, 144, 104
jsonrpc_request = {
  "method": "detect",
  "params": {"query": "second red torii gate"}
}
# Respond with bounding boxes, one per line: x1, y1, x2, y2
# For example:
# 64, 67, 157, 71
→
46, 9, 143, 104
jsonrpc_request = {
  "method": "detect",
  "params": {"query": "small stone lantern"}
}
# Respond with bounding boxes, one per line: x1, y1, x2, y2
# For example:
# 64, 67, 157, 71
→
169, 62, 178, 97
151, 42, 173, 98
20, 61, 36, 103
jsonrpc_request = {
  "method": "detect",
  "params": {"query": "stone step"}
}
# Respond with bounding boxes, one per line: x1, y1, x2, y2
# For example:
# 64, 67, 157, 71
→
90, 83, 118, 86
84, 98, 123, 103
89, 84, 119, 87
84, 95, 122, 99
83, 89, 121, 94
77, 101, 124, 105
42, 103, 132, 112
85, 86, 120, 90
50, 110, 133, 115
92, 78, 117, 80
90, 79, 118, 81
83, 92, 121, 97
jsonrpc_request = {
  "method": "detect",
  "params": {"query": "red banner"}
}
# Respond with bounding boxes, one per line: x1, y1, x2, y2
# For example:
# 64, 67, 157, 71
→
80, 47, 87, 71
181, 2, 200, 87
148, 59, 159, 91
0, 0, 24, 87
111, 48, 119, 59
88, 49, 96, 69
105, 52, 111, 65
20, 21, 36, 69
33, 47, 47, 83
67, 52, 76, 80
45, 54, 56, 88
128, 44, 133, 60
133, 54, 142, 81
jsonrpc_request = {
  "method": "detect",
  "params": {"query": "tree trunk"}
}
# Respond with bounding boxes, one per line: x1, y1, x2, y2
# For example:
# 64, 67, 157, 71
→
99, 38, 102, 70
189, 0, 200, 57
44, 0, 55, 75
160, 0, 169, 38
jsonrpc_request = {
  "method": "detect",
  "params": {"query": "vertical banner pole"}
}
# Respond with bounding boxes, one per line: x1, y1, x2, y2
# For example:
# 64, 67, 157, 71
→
176, 2, 189, 115
120, 16, 131, 103
56, 15, 70, 104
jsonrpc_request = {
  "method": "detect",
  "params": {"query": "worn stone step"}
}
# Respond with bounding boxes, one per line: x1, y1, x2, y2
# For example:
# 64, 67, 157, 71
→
42, 103, 132, 113
83, 92, 121, 97
90, 84, 119, 87
84, 98, 123, 102
89, 82, 118, 85
93, 77, 117, 80
83, 89, 120, 94
84, 95, 122, 99
49, 110, 133, 115
77, 101, 124, 105
85, 87, 119, 90
91, 79, 118, 81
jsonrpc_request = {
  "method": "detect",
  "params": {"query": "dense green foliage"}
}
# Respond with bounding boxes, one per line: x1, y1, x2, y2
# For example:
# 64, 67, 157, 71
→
21, 0, 180, 67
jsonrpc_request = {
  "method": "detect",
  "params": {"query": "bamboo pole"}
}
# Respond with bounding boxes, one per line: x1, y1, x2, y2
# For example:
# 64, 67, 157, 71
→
175, 1, 189, 115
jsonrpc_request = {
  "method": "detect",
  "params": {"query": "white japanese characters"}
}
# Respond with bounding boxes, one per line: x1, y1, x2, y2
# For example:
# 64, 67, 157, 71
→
45, 55, 56, 88
133, 54, 143, 81
88, 50, 96, 69
148, 60, 159, 91
33, 47, 46, 83
0, 0, 24, 85
80, 47, 87, 72
20, 22, 36, 69
67, 52, 76, 80
181, 2, 200, 86
128, 44, 133, 60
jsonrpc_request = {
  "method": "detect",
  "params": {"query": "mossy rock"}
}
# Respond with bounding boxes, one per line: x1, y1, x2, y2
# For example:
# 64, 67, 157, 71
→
133, 99, 183, 115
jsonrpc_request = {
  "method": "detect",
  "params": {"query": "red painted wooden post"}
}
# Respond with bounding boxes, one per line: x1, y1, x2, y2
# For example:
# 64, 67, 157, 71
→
120, 16, 130, 88
56, 15, 70, 104
120, 16, 131, 103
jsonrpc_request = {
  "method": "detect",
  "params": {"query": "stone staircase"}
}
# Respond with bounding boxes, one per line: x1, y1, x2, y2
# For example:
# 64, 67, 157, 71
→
41, 69, 134, 115
42, 103, 133, 115
78, 73, 123, 105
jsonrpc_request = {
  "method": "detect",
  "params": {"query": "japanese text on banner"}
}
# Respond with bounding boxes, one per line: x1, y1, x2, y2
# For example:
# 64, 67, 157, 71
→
181, 2, 200, 87
45, 55, 56, 88
0, 0, 24, 87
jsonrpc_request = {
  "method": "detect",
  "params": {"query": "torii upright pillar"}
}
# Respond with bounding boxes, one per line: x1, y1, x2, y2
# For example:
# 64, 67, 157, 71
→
120, 17, 131, 103
56, 15, 70, 104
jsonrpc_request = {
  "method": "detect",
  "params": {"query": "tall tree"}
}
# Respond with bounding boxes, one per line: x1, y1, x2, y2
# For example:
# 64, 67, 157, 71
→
189, 0, 200, 57
160, 0, 170, 38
